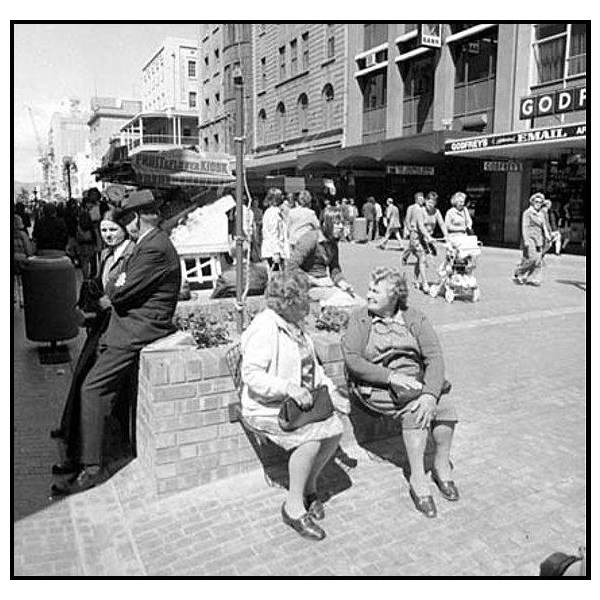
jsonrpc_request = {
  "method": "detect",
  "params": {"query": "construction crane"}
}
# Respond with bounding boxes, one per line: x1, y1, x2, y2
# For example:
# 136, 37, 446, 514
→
26, 105, 55, 200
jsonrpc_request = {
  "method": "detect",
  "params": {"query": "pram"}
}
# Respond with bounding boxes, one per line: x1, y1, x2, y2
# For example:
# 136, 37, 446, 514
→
429, 235, 482, 303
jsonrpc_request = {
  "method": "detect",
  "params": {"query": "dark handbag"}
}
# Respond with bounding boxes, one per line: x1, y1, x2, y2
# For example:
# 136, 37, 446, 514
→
78, 278, 103, 313
278, 384, 335, 432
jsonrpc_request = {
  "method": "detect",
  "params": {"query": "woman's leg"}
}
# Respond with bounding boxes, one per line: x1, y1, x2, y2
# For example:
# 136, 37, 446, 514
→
401, 427, 429, 494
306, 435, 341, 495
286, 440, 321, 518
431, 422, 455, 479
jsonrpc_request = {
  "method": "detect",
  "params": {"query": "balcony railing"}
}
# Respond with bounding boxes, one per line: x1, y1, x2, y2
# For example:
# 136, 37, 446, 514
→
127, 134, 200, 150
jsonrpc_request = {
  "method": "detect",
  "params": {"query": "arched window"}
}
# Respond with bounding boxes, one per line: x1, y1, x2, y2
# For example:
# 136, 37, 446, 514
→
297, 93, 309, 134
276, 101, 286, 142
322, 84, 335, 129
257, 109, 267, 147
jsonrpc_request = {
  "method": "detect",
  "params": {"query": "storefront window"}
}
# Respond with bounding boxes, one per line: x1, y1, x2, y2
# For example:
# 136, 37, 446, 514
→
534, 23, 586, 83
401, 53, 434, 136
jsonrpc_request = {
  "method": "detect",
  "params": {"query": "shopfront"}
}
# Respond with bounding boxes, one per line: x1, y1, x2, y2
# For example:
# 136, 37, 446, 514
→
445, 121, 587, 252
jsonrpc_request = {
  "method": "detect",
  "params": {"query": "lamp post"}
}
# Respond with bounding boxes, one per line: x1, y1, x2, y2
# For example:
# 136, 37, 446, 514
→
63, 156, 73, 201
233, 66, 245, 333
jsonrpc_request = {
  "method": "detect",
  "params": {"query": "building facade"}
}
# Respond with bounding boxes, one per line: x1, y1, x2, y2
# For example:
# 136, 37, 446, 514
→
142, 37, 200, 114
88, 97, 143, 167
198, 24, 254, 155
247, 23, 586, 250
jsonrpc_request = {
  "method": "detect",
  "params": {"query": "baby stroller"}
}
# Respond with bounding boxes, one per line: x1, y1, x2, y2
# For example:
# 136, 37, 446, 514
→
430, 235, 482, 303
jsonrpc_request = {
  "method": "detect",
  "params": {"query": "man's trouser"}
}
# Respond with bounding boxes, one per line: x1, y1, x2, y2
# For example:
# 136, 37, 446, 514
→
366, 219, 376, 240
80, 344, 140, 466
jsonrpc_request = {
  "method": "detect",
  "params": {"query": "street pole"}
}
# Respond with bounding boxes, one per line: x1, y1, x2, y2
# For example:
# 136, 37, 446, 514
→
234, 67, 245, 333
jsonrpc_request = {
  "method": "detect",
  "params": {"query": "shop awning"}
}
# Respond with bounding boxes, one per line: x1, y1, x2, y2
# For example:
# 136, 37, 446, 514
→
444, 122, 586, 160
297, 130, 474, 171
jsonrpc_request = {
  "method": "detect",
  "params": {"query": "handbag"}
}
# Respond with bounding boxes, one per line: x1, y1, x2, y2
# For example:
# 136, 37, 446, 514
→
278, 384, 334, 432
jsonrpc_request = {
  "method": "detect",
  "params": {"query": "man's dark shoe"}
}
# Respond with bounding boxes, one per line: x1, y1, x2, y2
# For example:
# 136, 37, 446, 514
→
50, 428, 64, 439
431, 470, 460, 501
304, 493, 325, 521
281, 504, 326, 541
52, 460, 81, 475
51, 466, 106, 496
408, 485, 437, 518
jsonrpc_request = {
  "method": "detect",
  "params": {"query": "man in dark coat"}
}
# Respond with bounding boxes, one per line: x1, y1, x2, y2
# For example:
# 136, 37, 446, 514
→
53, 190, 181, 495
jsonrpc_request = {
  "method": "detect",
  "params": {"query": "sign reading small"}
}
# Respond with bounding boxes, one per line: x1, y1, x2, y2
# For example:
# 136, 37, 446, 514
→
387, 165, 435, 176
419, 24, 442, 48
519, 86, 586, 120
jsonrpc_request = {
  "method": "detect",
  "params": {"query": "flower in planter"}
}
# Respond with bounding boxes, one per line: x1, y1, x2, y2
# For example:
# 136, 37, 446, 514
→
314, 306, 350, 333
174, 312, 233, 349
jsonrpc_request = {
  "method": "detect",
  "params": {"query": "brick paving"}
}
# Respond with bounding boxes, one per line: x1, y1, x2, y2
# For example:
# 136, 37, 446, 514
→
12, 244, 586, 576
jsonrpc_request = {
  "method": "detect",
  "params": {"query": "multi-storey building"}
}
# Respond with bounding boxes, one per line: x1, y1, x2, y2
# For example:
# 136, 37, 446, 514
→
142, 37, 200, 113
247, 23, 346, 189
198, 24, 254, 155
88, 97, 142, 167
253, 23, 586, 249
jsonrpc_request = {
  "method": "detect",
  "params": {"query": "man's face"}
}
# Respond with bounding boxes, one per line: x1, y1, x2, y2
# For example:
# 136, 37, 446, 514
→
532, 199, 543, 212
415, 194, 425, 206
126, 213, 141, 240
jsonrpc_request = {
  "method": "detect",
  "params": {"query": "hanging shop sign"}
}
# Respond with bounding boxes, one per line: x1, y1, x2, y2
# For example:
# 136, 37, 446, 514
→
483, 160, 523, 172
419, 24, 442, 48
519, 86, 586, 120
445, 123, 586, 154
387, 164, 435, 176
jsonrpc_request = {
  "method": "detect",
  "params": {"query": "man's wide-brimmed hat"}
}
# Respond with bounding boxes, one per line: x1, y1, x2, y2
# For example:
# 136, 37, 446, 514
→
121, 189, 160, 212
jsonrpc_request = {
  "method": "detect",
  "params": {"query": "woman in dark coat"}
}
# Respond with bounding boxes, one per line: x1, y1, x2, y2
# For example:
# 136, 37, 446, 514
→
51, 207, 135, 474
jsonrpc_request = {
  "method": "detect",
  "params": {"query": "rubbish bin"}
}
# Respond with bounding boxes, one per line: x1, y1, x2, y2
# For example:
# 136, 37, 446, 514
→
21, 255, 79, 343
353, 217, 367, 242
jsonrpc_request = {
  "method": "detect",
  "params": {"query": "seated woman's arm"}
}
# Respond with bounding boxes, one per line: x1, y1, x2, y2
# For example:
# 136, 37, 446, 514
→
412, 313, 445, 399
342, 309, 391, 387
241, 318, 295, 402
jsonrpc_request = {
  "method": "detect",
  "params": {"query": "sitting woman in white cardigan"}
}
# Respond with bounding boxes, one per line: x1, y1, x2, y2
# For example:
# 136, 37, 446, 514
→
241, 271, 347, 542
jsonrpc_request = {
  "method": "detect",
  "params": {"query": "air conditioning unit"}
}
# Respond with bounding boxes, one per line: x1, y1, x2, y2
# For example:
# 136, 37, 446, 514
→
365, 54, 376, 68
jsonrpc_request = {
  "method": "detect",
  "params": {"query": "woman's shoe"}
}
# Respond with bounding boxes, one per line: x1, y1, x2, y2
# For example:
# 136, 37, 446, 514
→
304, 493, 325, 521
408, 485, 437, 518
281, 504, 326, 541
431, 470, 460, 501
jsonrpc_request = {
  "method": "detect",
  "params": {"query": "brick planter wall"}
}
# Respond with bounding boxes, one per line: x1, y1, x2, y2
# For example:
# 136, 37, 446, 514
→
137, 306, 402, 498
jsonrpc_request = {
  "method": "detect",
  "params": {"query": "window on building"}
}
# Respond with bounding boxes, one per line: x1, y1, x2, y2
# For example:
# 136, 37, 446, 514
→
326, 24, 335, 59
215, 92, 220, 103
290, 39, 298, 76
258, 108, 267, 146
224, 64, 232, 98
360, 71, 387, 143
279, 46, 286, 80
260, 57, 267, 90
322, 84, 335, 129
205, 97, 210, 108
364, 23, 388, 50
452, 28, 497, 133
204, 54, 209, 67
276, 101, 286, 142
302, 32, 310, 71
402, 53, 435, 136
203, 137, 209, 151
189, 60, 197, 77
533, 23, 586, 83
297, 93, 309, 133
189, 91, 197, 108
214, 48, 220, 61
213, 133, 219, 151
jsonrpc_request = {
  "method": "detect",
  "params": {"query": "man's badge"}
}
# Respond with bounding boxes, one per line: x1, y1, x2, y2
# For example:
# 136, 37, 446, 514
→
115, 272, 127, 288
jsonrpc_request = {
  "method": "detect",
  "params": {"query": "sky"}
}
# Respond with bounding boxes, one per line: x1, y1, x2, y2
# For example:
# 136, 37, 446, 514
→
13, 23, 202, 182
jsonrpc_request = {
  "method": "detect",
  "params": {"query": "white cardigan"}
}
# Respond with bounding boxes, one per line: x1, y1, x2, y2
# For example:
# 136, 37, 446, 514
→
240, 308, 338, 418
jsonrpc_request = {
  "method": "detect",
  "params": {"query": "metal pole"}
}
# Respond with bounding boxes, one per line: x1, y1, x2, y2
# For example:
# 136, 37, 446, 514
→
234, 68, 245, 333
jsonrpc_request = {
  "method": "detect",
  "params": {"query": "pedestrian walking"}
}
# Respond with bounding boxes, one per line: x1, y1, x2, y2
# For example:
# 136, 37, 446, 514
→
401, 192, 425, 265
362, 196, 377, 241
374, 199, 383, 239
343, 267, 458, 518
340, 198, 352, 241
288, 190, 320, 249
513, 192, 551, 286
347, 198, 358, 241
377, 198, 402, 249
52, 190, 181, 495
413, 192, 447, 294
557, 198, 573, 253
261, 187, 290, 273
51, 207, 136, 475
541, 198, 561, 255
241, 272, 347, 541
444, 192, 474, 236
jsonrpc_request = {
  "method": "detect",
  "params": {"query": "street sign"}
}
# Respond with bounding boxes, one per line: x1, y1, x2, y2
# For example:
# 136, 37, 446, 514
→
419, 24, 442, 48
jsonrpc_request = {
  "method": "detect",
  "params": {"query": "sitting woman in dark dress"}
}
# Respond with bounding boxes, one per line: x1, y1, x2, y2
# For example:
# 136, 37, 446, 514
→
342, 267, 459, 519
51, 207, 135, 476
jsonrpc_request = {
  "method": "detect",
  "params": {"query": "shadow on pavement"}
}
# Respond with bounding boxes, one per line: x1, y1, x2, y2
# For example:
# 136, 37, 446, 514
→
555, 279, 586, 291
